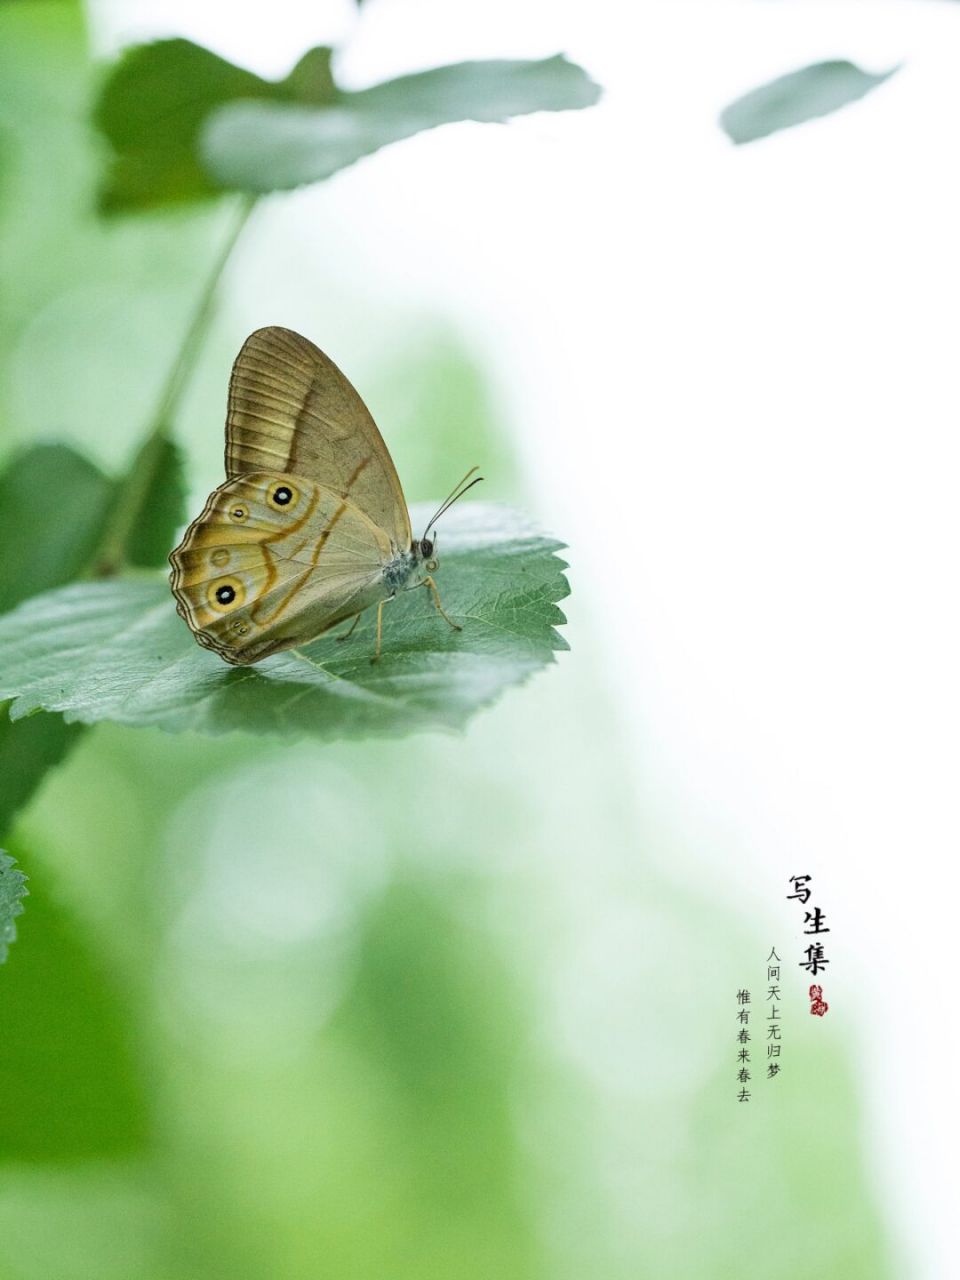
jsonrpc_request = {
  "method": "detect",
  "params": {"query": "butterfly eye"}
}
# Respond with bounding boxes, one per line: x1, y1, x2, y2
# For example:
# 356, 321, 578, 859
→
207, 576, 245, 611
230, 504, 249, 523
268, 482, 299, 510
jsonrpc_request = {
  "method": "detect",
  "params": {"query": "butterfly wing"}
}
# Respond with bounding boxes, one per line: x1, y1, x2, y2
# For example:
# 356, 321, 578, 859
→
169, 472, 394, 665
225, 326, 412, 548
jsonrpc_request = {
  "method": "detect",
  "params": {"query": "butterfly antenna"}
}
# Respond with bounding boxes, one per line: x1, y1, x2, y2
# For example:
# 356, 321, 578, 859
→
422, 466, 483, 539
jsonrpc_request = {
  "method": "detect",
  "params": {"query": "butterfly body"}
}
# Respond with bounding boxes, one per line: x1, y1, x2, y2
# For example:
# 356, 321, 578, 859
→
170, 327, 464, 665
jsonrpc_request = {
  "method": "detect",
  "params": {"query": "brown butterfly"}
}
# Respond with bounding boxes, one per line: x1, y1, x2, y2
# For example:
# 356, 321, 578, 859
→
169, 326, 480, 665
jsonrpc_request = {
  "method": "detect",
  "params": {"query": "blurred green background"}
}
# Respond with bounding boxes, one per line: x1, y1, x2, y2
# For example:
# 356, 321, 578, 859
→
0, 4, 894, 1278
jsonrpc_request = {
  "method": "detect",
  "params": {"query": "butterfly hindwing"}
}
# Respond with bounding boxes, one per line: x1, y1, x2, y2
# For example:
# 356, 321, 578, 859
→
170, 472, 392, 664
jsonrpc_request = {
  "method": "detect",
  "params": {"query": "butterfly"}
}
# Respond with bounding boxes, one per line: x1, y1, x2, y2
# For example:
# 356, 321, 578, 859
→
169, 326, 481, 665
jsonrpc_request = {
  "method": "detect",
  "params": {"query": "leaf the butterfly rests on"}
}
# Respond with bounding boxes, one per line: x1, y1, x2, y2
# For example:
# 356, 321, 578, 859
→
170, 327, 469, 665
0, 505, 568, 741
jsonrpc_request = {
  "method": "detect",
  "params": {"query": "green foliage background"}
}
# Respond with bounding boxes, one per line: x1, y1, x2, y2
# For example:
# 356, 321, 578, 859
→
0, 4, 894, 1278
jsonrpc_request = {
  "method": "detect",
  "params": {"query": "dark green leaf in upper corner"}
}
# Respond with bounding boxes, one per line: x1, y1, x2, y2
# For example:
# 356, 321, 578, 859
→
719, 60, 898, 146
202, 54, 602, 193
93, 37, 599, 210
92, 38, 337, 213
0, 504, 569, 740
0, 850, 27, 964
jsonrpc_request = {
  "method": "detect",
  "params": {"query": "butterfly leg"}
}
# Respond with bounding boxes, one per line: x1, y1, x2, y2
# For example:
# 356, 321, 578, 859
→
422, 576, 462, 632
371, 595, 396, 663
335, 612, 362, 643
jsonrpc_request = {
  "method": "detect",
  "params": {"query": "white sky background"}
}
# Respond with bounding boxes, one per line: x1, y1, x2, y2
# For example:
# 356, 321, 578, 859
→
88, 1, 960, 1275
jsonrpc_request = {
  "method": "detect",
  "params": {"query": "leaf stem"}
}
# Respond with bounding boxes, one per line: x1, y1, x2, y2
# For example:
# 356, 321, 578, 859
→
93, 195, 255, 575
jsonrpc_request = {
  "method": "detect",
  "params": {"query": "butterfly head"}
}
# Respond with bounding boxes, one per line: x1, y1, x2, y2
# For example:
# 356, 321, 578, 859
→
415, 536, 439, 574
417, 466, 484, 572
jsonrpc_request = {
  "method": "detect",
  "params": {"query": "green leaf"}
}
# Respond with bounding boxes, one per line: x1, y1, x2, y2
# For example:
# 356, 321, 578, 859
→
111, 435, 188, 570
0, 714, 82, 839
0, 443, 114, 612
93, 38, 599, 210
282, 45, 337, 105
0, 844, 149, 1152
203, 55, 602, 193
0, 850, 27, 963
0, 444, 115, 837
720, 61, 898, 145
92, 38, 337, 213
0, 505, 568, 739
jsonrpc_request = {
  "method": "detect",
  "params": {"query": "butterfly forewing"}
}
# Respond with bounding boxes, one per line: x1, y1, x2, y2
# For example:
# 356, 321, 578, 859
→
225, 327, 412, 547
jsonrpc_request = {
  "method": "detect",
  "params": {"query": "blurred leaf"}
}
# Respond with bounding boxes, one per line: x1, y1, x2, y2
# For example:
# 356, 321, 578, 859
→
368, 328, 518, 504
720, 60, 897, 145
0, 843, 149, 1155
0, 504, 569, 739
93, 39, 337, 213
94, 38, 599, 210
0, 443, 114, 611
0, 715, 82, 839
0, 850, 27, 963
107, 435, 187, 570
0, 444, 115, 838
281, 45, 336, 104
345, 881, 512, 1088
0, 1168, 164, 1280
203, 55, 602, 193
0, 125, 9, 201
321, 878, 543, 1276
